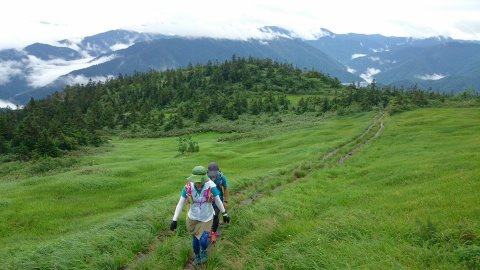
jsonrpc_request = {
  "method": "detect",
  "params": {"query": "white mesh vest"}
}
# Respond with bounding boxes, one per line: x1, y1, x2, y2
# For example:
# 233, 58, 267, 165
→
187, 181, 216, 222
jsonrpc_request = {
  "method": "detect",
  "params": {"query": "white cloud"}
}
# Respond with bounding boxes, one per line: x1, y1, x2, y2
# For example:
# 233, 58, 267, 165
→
312, 28, 335, 39
369, 56, 381, 62
351, 53, 367, 59
371, 48, 387, 53
415, 73, 446, 80
360, 67, 381, 83
347, 66, 356, 73
1, 0, 479, 50
110, 42, 133, 51
258, 27, 296, 39
51, 37, 91, 58
0, 60, 23, 85
53, 38, 92, 57
25, 54, 116, 88
0, 99, 20, 109
62, 74, 115, 86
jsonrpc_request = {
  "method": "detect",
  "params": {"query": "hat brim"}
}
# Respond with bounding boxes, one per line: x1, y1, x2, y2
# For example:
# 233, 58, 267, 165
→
188, 174, 209, 183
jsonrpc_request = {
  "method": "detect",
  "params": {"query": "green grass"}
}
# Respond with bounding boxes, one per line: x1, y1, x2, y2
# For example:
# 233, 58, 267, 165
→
1, 107, 478, 269
204, 107, 480, 269
0, 112, 374, 269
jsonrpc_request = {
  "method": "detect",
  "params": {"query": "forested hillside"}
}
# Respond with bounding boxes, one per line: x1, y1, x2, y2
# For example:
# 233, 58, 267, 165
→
0, 57, 451, 160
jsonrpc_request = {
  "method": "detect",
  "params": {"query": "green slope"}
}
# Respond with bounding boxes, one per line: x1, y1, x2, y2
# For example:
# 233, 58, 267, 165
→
1, 108, 479, 269
0, 112, 374, 269
125, 107, 479, 269
203, 107, 480, 269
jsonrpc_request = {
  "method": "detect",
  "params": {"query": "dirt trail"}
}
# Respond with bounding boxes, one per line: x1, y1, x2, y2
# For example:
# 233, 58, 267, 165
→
122, 113, 386, 270
183, 113, 386, 269
338, 120, 384, 164
237, 114, 385, 207
321, 122, 373, 161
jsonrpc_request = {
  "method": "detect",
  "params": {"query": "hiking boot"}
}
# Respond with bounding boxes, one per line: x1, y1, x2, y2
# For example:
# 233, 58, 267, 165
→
193, 254, 201, 266
211, 231, 218, 242
200, 249, 207, 264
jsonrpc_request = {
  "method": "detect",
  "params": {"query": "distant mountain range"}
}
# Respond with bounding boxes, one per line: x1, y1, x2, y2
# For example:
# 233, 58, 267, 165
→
67, 37, 357, 81
272, 26, 480, 91
1, 27, 480, 106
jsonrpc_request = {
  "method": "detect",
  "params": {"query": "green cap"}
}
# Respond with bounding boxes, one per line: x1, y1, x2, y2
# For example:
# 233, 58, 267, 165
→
187, 166, 209, 183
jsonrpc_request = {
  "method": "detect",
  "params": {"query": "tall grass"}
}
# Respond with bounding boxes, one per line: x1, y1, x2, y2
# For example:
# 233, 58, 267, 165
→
206, 107, 480, 269
0, 112, 374, 269
3, 108, 478, 269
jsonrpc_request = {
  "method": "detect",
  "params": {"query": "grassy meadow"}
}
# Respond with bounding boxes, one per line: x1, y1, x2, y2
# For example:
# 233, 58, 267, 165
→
0, 112, 374, 269
1, 107, 479, 269
132, 107, 480, 269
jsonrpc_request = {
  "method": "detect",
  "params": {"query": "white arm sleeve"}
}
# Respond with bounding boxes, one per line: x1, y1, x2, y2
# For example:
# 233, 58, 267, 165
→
172, 196, 186, 221
214, 195, 226, 213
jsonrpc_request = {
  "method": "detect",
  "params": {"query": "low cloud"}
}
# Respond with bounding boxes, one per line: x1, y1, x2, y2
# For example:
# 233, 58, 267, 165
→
312, 28, 335, 39
346, 66, 356, 73
415, 73, 446, 80
360, 67, 381, 83
351, 53, 367, 59
110, 42, 133, 51
62, 74, 115, 86
0, 60, 23, 85
0, 98, 20, 109
25, 54, 116, 88
53, 38, 91, 57
258, 27, 296, 39
371, 48, 388, 53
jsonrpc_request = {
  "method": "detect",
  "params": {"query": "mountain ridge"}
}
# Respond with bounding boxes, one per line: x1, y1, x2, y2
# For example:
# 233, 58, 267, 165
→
1, 27, 480, 106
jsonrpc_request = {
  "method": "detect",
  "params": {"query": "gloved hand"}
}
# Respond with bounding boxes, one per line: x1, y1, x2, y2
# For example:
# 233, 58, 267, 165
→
222, 212, 230, 223
170, 220, 177, 231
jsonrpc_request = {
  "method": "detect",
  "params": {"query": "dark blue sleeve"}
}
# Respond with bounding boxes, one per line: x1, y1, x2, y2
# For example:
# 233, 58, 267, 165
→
181, 187, 187, 198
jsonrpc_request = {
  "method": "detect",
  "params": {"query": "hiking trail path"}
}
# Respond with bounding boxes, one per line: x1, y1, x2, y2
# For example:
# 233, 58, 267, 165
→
122, 113, 386, 270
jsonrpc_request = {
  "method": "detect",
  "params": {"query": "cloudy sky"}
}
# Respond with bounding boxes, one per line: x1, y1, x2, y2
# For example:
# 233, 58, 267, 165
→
1, 0, 480, 49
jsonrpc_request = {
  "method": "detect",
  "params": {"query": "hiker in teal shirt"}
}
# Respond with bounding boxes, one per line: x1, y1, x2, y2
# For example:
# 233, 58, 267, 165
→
207, 162, 229, 242
170, 165, 230, 266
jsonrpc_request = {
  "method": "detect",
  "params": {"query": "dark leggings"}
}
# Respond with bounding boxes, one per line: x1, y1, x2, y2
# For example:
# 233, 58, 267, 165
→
212, 205, 220, 233
192, 231, 209, 255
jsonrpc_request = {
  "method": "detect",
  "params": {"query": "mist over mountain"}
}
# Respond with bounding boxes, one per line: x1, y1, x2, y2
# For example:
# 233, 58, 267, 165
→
67, 37, 356, 81
24, 43, 83, 61
1, 27, 479, 106
56, 29, 171, 57
303, 28, 480, 90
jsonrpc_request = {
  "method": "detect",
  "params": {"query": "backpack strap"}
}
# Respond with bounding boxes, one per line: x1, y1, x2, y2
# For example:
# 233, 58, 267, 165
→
204, 186, 213, 202
185, 182, 194, 204
216, 172, 224, 193
186, 181, 213, 204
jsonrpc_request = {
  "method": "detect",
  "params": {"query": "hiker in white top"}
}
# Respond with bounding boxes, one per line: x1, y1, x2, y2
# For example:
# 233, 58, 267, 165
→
170, 165, 230, 266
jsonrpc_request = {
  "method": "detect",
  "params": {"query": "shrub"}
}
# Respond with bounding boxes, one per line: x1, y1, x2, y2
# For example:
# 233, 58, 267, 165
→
293, 169, 307, 179
28, 157, 78, 175
177, 135, 199, 155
